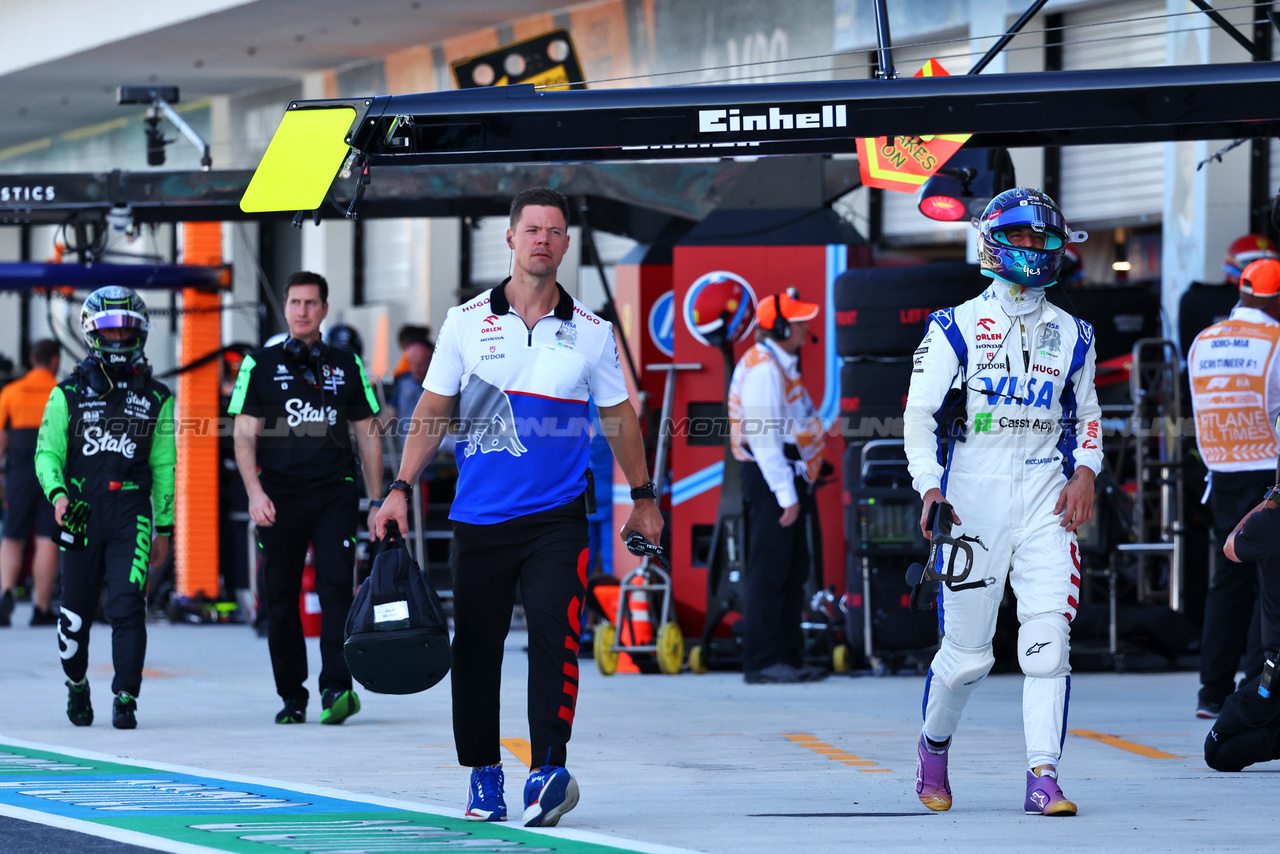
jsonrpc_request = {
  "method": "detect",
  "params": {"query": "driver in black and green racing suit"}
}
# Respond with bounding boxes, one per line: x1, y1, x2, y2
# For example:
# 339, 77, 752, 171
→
35, 286, 175, 730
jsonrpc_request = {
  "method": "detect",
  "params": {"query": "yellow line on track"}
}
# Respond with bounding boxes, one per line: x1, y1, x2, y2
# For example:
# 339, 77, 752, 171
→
782, 733, 893, 772
1068, 729, 1183, 758
500, 738, 532, 767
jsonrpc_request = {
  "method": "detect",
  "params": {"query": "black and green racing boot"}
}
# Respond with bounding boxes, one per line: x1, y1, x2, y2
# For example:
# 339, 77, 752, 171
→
275, 697, 306, 724
112, 693, 138, 729
320, 689, 361, 725
66, 679, 93, 726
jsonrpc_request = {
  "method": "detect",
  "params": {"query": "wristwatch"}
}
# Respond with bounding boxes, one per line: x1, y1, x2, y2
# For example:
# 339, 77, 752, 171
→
388, 479, 414, 500
630, 481, 657, 501
1264, 485, 1280, 506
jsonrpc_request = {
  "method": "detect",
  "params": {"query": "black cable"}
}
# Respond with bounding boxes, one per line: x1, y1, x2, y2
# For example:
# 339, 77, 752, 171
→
558, 3, 1262, 89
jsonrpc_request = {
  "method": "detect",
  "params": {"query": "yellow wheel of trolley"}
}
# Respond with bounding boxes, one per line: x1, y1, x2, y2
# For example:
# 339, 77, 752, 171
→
655, 622, 685, 674
833, 643, 851, 674
594, 623, 618, 675
688, 644, 708, 674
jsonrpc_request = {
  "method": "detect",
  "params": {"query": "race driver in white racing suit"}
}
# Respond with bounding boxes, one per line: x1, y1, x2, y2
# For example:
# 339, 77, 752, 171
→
904, 188, 1102, 817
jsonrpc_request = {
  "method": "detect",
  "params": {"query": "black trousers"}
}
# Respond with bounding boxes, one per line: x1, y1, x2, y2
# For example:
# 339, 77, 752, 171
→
741, 462, 815, 674
450, 496, 588, 770
1205, 671, 1280, 771
1200, 470, 1270, 707
258, 479, 358, 703
58, 493, 152, 696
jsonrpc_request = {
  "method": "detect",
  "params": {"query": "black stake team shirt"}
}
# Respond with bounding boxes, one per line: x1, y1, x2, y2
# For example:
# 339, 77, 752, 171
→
227, 342, 380, 493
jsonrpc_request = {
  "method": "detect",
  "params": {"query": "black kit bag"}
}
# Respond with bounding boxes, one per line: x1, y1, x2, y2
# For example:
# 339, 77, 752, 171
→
343, 523, 451, 694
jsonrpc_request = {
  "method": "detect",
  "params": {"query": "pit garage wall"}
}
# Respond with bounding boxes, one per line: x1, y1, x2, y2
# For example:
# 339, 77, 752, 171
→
666, 244, 852, 636
0, 0, 1265, 390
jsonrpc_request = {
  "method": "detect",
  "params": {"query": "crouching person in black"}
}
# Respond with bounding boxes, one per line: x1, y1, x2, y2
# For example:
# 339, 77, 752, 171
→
1205, 484, 1280, 771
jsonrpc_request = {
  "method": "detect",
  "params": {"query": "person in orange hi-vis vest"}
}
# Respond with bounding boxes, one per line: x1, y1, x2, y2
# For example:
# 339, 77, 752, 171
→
1189, 257, 1280, 719
728, 287, 829, 685
0, 339, 61, 627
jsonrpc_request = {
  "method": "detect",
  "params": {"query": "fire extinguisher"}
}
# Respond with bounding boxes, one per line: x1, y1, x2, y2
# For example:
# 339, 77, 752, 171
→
299, 548, 321, 637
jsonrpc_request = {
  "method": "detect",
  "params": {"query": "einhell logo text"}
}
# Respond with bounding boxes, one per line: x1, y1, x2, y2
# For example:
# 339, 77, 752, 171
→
699, 104, 849, 134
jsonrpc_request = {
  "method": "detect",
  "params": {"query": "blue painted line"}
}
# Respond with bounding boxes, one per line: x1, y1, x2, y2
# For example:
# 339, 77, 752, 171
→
818, 243, 847, 429
671, 462, 724, 506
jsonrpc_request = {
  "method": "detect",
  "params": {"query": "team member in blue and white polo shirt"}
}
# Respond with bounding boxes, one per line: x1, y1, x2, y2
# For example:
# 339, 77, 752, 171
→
376, 187, 662, 828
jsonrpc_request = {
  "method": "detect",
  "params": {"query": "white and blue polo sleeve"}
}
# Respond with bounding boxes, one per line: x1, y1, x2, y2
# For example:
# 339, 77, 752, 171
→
587, 323, 629, 408
423, 309, 465, 397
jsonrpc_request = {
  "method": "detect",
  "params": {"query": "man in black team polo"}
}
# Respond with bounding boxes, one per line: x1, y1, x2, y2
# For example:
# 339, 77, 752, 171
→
229, 271, 383, 725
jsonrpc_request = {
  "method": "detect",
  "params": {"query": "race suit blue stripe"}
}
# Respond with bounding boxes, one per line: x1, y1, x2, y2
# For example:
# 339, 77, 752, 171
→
1055, 321, 1091, 478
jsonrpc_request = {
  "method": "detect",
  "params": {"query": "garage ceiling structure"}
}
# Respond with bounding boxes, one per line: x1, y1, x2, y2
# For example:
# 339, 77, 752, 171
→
0, 0, 577, 153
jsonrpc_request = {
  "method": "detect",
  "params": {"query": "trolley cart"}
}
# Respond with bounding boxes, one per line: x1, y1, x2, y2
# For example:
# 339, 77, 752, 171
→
593, 363, 695, 676
594, 533, 683, 675
844, 439, 939, 675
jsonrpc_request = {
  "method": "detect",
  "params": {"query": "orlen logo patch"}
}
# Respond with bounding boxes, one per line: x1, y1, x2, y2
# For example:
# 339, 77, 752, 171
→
1081, 419, 1100, 450
977, 318, 996, 331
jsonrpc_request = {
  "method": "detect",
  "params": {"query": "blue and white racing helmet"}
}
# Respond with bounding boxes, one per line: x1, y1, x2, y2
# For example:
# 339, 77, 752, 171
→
975, 188, 1087, 289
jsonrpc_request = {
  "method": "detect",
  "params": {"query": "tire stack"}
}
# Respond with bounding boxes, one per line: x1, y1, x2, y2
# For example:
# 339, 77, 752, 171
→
834, 263, 982, 434
836, 263, 983, 669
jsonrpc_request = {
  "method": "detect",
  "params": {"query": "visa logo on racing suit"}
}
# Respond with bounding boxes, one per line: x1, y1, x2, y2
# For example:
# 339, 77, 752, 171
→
976, 376, 1055, 409
81, 426, 138, 459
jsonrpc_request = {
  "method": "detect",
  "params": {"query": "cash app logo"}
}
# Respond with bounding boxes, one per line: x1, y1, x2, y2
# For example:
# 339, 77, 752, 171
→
974, 413, 992, 433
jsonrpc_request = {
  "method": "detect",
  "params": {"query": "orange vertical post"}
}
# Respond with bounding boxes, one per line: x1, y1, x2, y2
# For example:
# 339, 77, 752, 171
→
176, 222, 223, 598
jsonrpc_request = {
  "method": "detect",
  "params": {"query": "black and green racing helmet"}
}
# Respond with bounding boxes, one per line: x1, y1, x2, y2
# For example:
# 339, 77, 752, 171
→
81, 286, 150, 359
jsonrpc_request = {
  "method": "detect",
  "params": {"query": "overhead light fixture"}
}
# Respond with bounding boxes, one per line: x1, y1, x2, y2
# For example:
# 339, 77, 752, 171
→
1112, 260, 1132, 272
117, 85, 212, 170
917, 147, 1015, 222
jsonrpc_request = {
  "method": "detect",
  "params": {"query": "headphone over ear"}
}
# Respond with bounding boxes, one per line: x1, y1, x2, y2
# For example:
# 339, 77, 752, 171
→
767, 293, 791, 341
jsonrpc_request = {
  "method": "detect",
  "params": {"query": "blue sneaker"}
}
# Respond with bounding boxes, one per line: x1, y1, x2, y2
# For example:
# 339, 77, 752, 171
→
522, 765, 579, 827
465, 764, 507, 821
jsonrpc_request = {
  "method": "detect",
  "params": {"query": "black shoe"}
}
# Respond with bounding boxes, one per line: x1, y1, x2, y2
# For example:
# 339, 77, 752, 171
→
66, 679, 93, 726
1195, 702, 1222, 719
275, 698, 307, 724
30, 606, 59, 626
0, 590, 13, 627
744, 663, 804, 684
796, 666, 831, 683
112, 693, 138, 729
320, 688, 361, 725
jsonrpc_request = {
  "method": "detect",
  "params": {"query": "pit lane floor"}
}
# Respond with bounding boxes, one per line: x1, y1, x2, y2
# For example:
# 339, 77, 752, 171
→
0, 602, 1274, 853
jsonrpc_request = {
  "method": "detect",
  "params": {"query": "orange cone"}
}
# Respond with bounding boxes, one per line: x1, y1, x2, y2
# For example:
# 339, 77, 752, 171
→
593, 584, 639, 672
